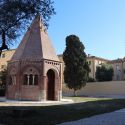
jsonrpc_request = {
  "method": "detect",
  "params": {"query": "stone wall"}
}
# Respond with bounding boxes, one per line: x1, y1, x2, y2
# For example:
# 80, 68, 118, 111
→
63, 81, 125, 97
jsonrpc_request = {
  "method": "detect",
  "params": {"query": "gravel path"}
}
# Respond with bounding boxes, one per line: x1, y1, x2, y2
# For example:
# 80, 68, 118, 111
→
58, 109, 125, 125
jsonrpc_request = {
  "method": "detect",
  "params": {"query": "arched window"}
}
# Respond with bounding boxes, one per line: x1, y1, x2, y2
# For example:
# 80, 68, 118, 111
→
29, 74, 33, 85
23, 74, 38, 85
34, 75, 38, 85
23, 68, 39, 85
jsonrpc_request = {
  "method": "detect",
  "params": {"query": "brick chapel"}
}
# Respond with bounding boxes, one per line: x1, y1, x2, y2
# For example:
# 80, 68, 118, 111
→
6, 15, 62, 101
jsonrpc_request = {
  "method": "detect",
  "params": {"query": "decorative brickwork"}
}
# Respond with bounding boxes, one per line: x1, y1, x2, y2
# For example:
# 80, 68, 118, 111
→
6, 16, 62, 101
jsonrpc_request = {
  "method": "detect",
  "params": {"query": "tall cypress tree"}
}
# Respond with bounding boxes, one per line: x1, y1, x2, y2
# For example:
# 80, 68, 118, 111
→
63, 35, 90, 96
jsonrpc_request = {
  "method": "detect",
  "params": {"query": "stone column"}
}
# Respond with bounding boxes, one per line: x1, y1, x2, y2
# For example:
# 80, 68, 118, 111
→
32, 75, 35, 85
27, 75, 30, 85
14, 75, 16, 85
39, 76, 46, 101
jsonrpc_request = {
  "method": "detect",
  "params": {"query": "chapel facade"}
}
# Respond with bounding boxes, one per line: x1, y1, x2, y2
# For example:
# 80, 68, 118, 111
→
6, 16, 62, 101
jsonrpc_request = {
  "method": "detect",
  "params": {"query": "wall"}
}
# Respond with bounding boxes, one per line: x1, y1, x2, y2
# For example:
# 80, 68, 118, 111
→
0, 49, 15, 71
110, 62, 123, 80
63, 81, 125, 97
122, 61, 125, 80
87, 58, 94, 78
58, 55, 65, 84
94, 59, 108, 79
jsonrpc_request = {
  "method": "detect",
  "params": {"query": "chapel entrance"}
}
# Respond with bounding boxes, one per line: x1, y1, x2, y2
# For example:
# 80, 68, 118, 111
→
47, 69, 55, 100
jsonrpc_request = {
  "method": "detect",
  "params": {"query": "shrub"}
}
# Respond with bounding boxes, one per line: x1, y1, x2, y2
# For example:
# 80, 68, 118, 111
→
87, 77, 96, 82
95, 64, 114, 81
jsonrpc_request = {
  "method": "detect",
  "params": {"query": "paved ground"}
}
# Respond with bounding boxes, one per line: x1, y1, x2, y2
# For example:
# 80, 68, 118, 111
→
0, 97, 73, 106
58, 109, 125, 125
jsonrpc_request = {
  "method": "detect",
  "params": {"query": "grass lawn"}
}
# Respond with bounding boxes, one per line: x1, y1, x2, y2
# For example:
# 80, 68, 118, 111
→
64, 96, 111, 102
0, 97, 125, 125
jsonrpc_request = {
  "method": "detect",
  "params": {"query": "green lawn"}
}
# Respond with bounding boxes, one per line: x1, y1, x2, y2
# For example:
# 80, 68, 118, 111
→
64, 96, 111, 102
0, 97, 125, 125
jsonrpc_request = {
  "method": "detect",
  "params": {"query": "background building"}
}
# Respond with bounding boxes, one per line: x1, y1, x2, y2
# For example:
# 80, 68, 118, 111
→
1, 49, 125, 82
87, 55, 109, 79
109, 58, 125, 80
0, 49, 15, 71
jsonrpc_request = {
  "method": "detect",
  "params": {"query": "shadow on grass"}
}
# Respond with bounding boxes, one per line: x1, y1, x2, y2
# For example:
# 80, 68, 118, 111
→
0, 99, 125, 125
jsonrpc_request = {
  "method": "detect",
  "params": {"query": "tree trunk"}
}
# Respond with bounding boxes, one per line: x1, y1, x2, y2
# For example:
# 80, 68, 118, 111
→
0, 50, 2, 57
0, 30, 9, 56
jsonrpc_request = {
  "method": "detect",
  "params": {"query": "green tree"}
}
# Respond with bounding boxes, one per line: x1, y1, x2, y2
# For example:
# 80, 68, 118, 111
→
95, 64, 114, 81
63, 35, 90, 96
0, 0, 55, 55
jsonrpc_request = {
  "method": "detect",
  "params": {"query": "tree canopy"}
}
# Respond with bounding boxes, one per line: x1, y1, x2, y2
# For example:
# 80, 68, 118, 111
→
63, 35, 90, 96
95, 64, 114, 81
0, 0, 55, 55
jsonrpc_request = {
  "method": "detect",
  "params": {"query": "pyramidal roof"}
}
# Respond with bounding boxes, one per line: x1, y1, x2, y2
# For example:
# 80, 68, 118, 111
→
11, 15, 59, 61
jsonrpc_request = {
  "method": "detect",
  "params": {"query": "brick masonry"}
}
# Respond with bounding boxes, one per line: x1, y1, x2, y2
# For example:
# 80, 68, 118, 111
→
6, 15, 62, 101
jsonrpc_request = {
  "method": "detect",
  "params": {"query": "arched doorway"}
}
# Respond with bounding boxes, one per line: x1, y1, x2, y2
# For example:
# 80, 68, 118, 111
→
47, 69, 55, 100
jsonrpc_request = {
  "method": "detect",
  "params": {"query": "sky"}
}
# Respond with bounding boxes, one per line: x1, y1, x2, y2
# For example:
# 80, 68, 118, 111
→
12, 0, 125, 60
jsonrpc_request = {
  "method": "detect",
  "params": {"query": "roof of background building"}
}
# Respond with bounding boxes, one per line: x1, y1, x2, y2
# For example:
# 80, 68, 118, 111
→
87, 55, 110, 61
109, 58, 123, 63
2, 49, 16, 52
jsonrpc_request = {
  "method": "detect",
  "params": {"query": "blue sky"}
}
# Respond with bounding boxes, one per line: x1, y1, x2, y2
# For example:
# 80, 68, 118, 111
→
12, 0, 125, 60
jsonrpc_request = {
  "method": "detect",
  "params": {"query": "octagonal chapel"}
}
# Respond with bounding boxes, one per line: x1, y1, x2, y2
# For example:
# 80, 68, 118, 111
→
6, 16, 62, 101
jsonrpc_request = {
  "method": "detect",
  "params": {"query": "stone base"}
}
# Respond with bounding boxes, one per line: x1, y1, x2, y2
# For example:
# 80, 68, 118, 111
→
39, 90, 46, 101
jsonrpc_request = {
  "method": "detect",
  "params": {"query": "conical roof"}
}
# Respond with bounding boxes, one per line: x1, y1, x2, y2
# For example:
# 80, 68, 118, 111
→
11, 15, 59, 61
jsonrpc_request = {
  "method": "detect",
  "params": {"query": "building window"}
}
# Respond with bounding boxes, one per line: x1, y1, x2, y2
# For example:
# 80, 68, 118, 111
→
1, 65, 5, 69
34, 75, 38, 85
1, 53, 5, 58
29, 74, 33, 85
99, 61, 102, 65
23, 74, 38, 85
89, 61, 91, 65
116, 65, 119, 70
23, 67, 39, 85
